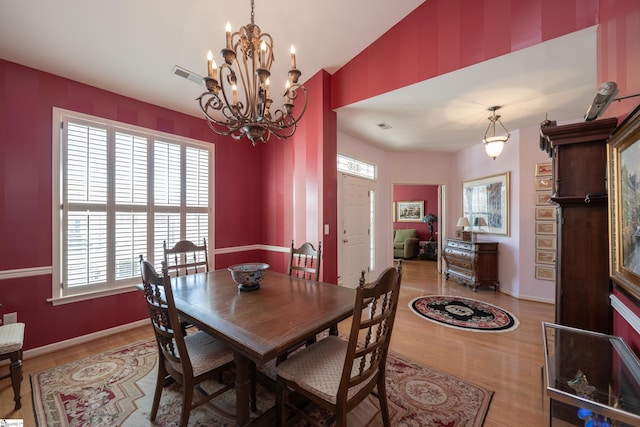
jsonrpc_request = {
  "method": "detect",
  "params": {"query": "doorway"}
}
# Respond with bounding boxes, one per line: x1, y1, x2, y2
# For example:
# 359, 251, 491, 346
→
393, 183, 443, 272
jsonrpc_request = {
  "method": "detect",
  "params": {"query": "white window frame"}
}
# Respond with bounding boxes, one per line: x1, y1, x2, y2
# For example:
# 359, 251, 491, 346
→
51, 108, 214, 305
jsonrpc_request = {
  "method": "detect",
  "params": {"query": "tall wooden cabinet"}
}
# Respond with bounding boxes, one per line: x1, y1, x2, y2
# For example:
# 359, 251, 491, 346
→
541, 117, 617, 334
540, 117, 618, 425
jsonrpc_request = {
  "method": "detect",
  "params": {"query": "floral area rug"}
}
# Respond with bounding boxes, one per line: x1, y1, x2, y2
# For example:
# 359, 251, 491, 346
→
410, 295, 519, 332
31, 338, 493, 426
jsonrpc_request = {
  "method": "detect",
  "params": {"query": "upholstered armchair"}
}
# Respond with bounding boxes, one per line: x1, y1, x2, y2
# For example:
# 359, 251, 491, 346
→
393, 228, 419, 259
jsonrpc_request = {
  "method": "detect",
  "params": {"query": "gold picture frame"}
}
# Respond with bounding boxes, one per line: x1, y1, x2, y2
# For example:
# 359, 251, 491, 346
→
462, 172, 510, 236
535, 206, 556, 221
396, 200, 424, 222
535, 221, 557, 235
536, 192, 552, 206
535, 177, 553, 191
535, 265, 556, 281
536, 250, 556, 265
609, 104, 640, 299
535, 162, 553, 176
536, 236, 556, 251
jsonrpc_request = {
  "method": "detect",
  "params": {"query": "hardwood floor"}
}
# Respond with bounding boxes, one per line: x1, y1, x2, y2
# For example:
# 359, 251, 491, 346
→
1, 260, 554, 425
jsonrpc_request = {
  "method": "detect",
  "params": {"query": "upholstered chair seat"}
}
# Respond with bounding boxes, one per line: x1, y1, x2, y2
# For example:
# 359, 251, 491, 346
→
179, 331, 234, 377
276, 335, 372, 404
0, 322, 25, 410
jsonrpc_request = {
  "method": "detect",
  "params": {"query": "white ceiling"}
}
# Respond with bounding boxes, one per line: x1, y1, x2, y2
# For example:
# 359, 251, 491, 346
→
0, 1, 597, 153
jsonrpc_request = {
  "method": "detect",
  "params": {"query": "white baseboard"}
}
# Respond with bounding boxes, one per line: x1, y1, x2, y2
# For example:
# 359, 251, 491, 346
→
22, 319, 149, 360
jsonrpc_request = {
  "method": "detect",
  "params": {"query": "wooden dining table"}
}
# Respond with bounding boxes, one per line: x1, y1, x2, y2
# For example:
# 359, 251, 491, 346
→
168, 268, 357, 426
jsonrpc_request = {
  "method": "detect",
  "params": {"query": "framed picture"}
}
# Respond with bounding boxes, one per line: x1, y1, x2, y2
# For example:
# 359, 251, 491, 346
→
392, 202, 396, 222
536, 266, 556, 281
536, 250, 556, 265
396, 200, 424, 222
535, 177, 553, 191
536, 236, 556, 251
462, 172, 510, 236
609, 105, 640, 299
535, 162, 553, 176
535, 206, 556, 221
536, 192, 552, 206
535, 221, 557, 235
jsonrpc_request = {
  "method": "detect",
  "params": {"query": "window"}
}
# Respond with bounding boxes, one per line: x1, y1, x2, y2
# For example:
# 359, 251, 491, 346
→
52, 109, 212, 303
337, 154, 376, 179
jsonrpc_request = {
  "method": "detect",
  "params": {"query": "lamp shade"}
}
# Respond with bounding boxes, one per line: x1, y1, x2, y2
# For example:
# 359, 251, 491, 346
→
483, 135, 507, 159
456, 217, 470, 227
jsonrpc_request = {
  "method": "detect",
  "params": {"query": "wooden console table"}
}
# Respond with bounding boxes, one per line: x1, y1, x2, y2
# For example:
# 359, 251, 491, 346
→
443, 238, 499, 291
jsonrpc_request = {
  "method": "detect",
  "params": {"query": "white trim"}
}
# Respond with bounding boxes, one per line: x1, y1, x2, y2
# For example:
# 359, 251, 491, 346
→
212, 244, 290, 254
48, 285, 139, 306
22, 319, 149, 360
0, 266, 52, 280
611, 294, 640, 335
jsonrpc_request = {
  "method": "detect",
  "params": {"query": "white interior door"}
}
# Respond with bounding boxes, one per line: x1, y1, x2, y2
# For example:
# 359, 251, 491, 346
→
338, 174, 372, 288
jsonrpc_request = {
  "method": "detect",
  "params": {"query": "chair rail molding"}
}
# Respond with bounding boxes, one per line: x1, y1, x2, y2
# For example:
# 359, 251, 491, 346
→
610, 294, 640, 335
0, 266, 52, 280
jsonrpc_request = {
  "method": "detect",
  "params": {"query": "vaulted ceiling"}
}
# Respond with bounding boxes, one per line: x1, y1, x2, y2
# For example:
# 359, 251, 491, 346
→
0, 1, 597, 152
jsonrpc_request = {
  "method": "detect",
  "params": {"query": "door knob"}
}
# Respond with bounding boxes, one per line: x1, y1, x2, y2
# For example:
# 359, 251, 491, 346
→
343, 239, 349, 243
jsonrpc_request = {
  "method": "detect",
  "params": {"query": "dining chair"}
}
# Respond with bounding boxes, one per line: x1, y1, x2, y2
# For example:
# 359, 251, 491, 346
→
288, 240, 321, 280
139, 256, 256, 427
163, 238, 209, 277
278, 240, 331, 365
275, 261, 403, 427
0, 304, 25, 410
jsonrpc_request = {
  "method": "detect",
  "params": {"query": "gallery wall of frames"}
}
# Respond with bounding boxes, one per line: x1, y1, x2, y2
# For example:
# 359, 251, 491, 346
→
534, 162, 557, 281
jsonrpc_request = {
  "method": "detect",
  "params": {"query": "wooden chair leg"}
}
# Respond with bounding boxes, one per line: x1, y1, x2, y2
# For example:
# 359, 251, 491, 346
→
377, 374, 391, 427
150, 362, 166, 421
180, 384, 194, 427
9, 350, 22, 410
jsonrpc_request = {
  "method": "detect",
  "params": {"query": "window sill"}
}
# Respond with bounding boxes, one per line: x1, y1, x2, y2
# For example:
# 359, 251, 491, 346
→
48, 285, 139, 306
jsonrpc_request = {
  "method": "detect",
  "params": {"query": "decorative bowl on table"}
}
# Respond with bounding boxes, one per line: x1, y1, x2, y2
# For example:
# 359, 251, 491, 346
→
228, 263, 270, 292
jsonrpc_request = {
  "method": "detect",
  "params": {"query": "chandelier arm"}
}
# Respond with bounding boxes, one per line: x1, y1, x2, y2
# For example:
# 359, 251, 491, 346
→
483, 119, 495, 139
497, 119, 510, 136
198, 92, 239, 127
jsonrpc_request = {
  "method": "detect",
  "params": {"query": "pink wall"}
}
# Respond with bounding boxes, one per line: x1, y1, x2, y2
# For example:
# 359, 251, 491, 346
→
393, 184, 439, 241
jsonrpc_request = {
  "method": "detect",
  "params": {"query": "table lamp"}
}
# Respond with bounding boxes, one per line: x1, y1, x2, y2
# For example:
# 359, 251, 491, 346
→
456, 217, 471, 240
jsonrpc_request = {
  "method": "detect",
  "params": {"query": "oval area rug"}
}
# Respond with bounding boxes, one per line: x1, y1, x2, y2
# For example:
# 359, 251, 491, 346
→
410, 295, 519, 332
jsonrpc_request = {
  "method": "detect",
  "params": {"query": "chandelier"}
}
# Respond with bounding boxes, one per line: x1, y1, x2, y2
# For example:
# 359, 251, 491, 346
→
483, 106, 510, 159
197, 0, 307, 145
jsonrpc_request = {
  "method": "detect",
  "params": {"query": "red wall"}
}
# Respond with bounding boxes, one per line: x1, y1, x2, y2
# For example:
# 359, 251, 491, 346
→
0, 59, 265, 350
596, 0, 640, 351
331, 0, 598, 109
393, 184, 439, 241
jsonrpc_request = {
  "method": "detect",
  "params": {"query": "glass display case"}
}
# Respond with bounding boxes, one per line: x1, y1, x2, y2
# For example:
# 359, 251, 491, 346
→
542, 322, 640, 426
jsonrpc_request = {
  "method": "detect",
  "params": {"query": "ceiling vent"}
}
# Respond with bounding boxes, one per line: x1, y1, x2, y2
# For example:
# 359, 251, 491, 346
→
377, 122, 392, 130
172, 65, 204, 86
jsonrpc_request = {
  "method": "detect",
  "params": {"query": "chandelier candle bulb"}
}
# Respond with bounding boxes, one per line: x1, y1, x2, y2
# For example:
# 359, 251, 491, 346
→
260, 41, 267, 68
290, 45, 296, 69
225, 22, 232, 49
207, 50, 217, 80
285, 80, 292, 103
232, 84, 238, 105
